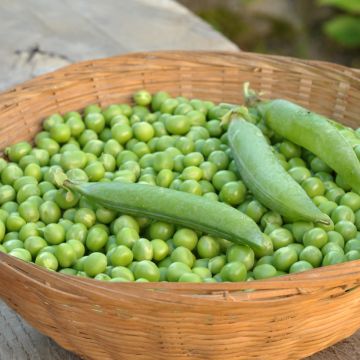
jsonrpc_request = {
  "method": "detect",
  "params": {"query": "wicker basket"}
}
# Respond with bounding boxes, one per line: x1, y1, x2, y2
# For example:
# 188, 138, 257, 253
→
1, 51, 360, 360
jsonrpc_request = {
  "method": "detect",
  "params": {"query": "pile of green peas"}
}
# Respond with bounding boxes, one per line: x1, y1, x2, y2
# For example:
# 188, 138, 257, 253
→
1, 89, 360, 283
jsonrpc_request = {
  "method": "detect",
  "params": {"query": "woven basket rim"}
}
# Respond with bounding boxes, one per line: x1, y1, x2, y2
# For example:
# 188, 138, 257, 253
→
2, 50, 360, 97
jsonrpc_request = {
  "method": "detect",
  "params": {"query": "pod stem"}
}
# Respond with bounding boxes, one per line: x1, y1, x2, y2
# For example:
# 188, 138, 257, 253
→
221, 106, 255, 127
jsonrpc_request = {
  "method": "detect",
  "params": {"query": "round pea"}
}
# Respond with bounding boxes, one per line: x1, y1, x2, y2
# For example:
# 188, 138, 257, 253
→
171, 246, 195, 268
134, 260, 160, 282
289, 260, 313, 273
303, 228, 328, 248
166, 262, 192, 282
195, 235, 220, 259
226, 244, 254, 271
84, 252, 107, 277
272, 247, 298, 271
86, 227, 108, 252
220, 262, 247, 282
269, 228, 294, 249
299, 245, 323, 267
302, 177, 325, 198
165, 115, 190, 135
253, 264, 277, 279
322, 251, 346, 266
35, 252, 58, 271
334, 220, 357, 241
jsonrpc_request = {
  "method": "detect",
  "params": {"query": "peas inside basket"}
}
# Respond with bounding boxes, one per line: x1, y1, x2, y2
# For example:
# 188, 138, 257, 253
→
1, 51, 360, 360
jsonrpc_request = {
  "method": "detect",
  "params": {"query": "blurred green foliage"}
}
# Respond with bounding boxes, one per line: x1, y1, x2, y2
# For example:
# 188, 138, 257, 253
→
319, 0, 360, 48
179, 0, 359, 67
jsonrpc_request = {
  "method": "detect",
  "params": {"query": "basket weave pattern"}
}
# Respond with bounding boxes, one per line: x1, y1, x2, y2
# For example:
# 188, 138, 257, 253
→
0, 51, 360, 360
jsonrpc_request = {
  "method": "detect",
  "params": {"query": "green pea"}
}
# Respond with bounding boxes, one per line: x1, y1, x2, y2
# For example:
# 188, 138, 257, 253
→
340, 192, 360, 211
272, 247, 298, 272
326, 187, 346, 203
19, 155, 39, 169
0, 185, 16, 205
331, 205, 355, 224
199, 161, 217, 181
74, 208, 96, 229
2, 202, 18, 214
179, 179, 202, 196
17, 200, 40, 223
165, 115, 190, 135
302, 177, 325, 198
226, 244, 254, 271
288, 167, 311, 183
44, 223, 65, 245
343, 235, 359, 253
322, 251, 346, 266
318, 200, 338, 216
288, 157, 306, 168
205, 120, 222, 137
6, 213, 26, 232
84, 161, 105, 181
59, 219, 73, 232
245, 200, 267, 223
279, 140, 301, 159
112, 215, 140, 235
84, 252, 107, 277
253, 264, 277, 279
1, 164, 23, 185
149, 239, 169, 261
326, 231, 344, 249
335, 174, 351, 192
321, 244, 344, 259
269, 228, 294, 250
166, 262, 191, 282
155, 169, 174, 188
220, 261, 247, 282
133, 260, 160, 282
260, 212, 283, 229
147, 221, 174, 242
180, 166, 203, 181
207, 150, 229, 170
315, 172, 333, 182
24, 164, 41, 181
133, 90, 151, 106
200, 138, 220, 158
35, 252, 58, 270
334, 220, 357, 241
66, 223, 87, 243
39, 200, 61, 224
183, 152, 204, 167
83, 112, 105, 133
310, 157, 332, 173
299, 245, 323, 267
132, 238, 153, 261
0, 211, 7, 225
303, 228, 328, 248
16, 184, 40, 203
212, 170, 237, 191
289, 260, 313, 273
289, 222, 313, 243
346, 250, 360, 261
172, 228, 198, 251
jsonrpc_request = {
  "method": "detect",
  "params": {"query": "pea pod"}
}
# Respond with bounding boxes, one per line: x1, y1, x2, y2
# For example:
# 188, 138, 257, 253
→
226, 114, 331, 225
244, 84, 360, 194
63, 180, 268, 253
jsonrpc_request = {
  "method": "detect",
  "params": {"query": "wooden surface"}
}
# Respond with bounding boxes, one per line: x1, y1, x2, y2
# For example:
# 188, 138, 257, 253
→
0, 1, 359, 360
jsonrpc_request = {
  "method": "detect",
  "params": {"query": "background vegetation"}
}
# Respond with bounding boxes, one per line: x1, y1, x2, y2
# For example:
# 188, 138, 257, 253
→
179, 0, 360, 68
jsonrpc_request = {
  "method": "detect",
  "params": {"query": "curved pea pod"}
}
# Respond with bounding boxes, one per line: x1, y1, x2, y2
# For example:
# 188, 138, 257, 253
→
258, 99, 360, 194
63, 180, 269, 253
227, 116, 331, 225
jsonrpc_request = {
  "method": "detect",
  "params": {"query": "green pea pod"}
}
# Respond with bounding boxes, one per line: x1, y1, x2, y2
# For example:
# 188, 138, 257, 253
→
257, 99, 360, 194
226, 115, 331, 225
63, 180, 269, 253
